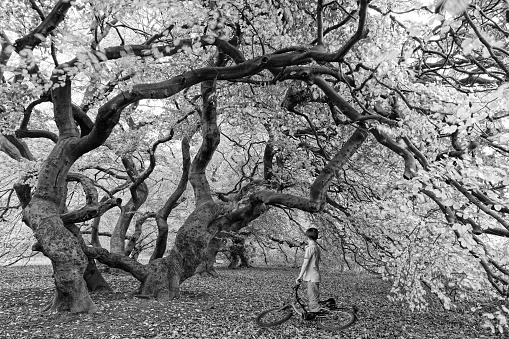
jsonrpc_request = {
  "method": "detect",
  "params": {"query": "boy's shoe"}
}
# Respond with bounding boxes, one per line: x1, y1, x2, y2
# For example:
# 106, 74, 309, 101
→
310, 307, 330, 317
303, 312, 317, 321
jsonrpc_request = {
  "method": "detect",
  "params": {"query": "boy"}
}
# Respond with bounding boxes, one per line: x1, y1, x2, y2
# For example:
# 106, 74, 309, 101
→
295, 227, 322, 313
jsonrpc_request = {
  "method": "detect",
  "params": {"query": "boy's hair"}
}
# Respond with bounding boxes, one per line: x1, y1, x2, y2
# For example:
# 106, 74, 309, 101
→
305, 228, 319, 241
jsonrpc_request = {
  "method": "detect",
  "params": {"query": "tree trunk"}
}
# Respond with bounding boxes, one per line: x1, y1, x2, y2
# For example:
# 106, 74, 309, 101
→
194, 202, 266, 274
22, 80, 98, 313
110, 156, 149, 255
227, 235, 251, 269
125, 212, 155, 257
138, 201, 221, 300
195, 236, 224, 277
150, 137, 191, 262
84, 259, 112, 292
16, 182, 112, 296
90, 196, 108, 248
26, 197, 97, 313
139, 69, 223, 299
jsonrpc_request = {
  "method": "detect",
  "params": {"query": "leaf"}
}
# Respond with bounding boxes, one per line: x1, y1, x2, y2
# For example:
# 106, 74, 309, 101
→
442, 0, 471, 15
441, 125, 457, 134
34, 33, 46, 42
407, 26, 421, 37
442, 199, 454, 206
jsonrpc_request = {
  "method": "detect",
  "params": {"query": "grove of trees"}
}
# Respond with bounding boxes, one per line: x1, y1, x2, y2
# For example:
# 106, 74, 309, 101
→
1, 0, 508, 323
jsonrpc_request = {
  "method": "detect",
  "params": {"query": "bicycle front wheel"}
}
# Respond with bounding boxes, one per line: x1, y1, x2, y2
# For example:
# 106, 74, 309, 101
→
256, 306, 293, 327
316, 308, 356, 331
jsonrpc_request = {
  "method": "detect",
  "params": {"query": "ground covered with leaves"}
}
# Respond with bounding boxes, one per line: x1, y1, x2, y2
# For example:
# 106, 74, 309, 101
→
0, 265, 503, 338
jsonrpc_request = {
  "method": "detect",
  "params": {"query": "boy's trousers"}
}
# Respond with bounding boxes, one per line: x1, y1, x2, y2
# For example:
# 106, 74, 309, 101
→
307, 281, 320, 312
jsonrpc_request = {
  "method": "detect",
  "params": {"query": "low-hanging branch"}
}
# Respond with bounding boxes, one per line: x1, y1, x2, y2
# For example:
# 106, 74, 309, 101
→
456, 213, 509, 238
311, 75, 417, 179
448, 178, 509, 231
470, 189, 509, 215
268, 235, 305, 249
15, 129, 58, 143
251, 127, 368, 212
61, 172, 122, 224
422, 187, 509, 296
85, 246, 148, 282
60, 198, 121, 224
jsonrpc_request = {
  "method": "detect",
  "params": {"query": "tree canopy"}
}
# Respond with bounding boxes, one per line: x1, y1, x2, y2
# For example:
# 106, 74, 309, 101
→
1, 0, 508, 328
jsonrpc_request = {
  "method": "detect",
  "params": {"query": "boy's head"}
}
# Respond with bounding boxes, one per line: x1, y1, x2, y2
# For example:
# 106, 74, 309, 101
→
305, 228, 319, 241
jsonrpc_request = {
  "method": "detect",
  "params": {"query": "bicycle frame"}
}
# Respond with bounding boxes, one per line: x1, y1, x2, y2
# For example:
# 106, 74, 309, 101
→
256, 284, 357, 330
292, 284, 312, 319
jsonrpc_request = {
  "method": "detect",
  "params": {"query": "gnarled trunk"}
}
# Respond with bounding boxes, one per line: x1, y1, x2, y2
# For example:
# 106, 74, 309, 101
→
110, 156, 149, 255
227, 235, 251, 269
150, 137, 191, 262
26, 196, 96, 313
139, 201, 221, 299
195, 236, 224, 277
21, 80, 98, 313
137, 68, 222, 300
84, 259, 111, 292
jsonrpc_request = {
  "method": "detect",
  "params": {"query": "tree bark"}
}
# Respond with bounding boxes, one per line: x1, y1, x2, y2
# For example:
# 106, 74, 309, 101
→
150, 137, 191, 262
0, 134, 34, 161
26, 194, 97, 313
84, 259, 111, 292
22, 79, 98, 313
16, 180, 112, 295
195, 235, 225, 277
125, 211, 155, 257
110, 156, 149, 255
228, 235, 251, 269
137, 70, 222, 300
90, 196, 109, 248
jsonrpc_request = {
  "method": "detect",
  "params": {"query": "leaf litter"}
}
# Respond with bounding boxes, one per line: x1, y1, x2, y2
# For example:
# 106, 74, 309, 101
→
0, 265, 501, 338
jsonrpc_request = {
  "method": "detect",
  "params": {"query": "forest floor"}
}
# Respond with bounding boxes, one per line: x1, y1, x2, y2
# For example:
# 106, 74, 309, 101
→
0, 265, 505, 339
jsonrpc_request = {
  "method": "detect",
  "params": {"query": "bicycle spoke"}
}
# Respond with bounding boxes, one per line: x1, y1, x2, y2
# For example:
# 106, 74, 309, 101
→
256, 306, 293, 327
317, 309, 356, 331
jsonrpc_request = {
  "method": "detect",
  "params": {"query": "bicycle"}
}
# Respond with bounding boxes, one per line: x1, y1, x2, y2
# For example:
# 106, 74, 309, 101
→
256, 284, 358, 331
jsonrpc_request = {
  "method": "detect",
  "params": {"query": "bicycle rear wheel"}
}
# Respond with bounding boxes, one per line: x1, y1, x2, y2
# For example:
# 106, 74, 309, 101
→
316, 308, 356, 331
256, 306, 293, 327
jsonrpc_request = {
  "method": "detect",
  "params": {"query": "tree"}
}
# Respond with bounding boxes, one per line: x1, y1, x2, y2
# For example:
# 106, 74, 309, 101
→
1, 0, 508, 316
